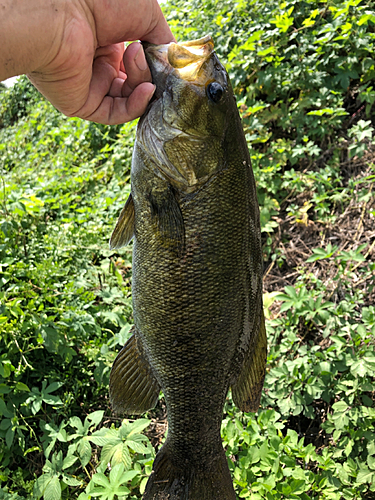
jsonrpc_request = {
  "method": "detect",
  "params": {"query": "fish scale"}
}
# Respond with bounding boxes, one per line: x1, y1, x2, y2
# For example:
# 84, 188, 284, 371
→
109, 35, 267, 500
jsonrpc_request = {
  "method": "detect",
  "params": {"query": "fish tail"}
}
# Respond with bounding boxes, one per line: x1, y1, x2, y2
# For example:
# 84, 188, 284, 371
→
143, 442, 236, 500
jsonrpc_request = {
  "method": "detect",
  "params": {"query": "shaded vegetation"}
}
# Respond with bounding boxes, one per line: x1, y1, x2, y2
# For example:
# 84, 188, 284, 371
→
0, 0, 374, 498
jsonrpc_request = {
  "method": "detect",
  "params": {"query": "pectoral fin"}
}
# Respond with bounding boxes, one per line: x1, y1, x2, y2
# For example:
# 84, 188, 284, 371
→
109, 329, 160, 415
149, 184, 185, 255
110, 193, 135, 249
231, 312, 267, 413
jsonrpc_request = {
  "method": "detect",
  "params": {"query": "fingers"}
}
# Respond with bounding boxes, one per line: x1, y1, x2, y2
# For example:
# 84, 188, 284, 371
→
82, 82, 155, 125
140, 1, 176, 44
91, 0, 175, 46
72, 42, 154, 124
121, 42, 151, 98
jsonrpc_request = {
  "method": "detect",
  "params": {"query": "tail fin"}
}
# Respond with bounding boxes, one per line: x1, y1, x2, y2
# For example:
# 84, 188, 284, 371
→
143, 442, 236, 500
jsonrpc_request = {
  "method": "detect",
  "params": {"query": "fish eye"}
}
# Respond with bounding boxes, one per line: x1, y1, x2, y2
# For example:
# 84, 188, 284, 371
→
207, 82, 224, 103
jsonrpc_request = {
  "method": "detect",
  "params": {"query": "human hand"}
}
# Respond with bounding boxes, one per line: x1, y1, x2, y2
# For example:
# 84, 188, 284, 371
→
27, 0, 174, 124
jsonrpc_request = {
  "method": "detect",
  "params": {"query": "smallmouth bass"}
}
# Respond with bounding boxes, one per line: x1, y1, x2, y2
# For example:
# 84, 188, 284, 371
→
109, 35, 267, 500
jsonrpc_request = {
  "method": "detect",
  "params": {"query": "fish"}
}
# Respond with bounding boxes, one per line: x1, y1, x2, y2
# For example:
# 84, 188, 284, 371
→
109, 35, 267, 500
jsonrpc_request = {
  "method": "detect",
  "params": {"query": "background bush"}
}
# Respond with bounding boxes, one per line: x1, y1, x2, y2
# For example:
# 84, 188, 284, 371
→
0, 0, 374, 498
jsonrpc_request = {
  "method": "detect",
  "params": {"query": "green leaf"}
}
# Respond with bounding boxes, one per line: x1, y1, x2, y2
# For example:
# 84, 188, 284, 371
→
44, 476, 61, 500
34, 474, 52, 498
368, 455, 375, 471
0, 399, 13, 418
5, 426, 14, 447
139, 476, 148, 495
31, 398, 43, 415
356, 466, 374, 484
332, 401, 348, 412
62, 454, 78, 470
368, 441, 375, 456
126, 439, 149, 454
350, 359, 368, 377
87, 410, 104, 427
126, 418, 151, 436
78, 439, 92, 467
15, 382, 30, 392
45, 382, 64, 394
92, 473, 110, 488
69, 416, 84, 433
61, 474, 82, 487
109, 463, 128, 485
89, 429, 118, 446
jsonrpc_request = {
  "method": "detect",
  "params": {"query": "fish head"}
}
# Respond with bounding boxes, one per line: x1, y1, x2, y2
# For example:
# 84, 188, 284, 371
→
144, 35, 229, 137
139, 36, 236, 191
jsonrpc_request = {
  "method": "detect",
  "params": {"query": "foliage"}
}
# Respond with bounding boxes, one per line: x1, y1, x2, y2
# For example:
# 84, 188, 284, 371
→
0, 0, 374, 498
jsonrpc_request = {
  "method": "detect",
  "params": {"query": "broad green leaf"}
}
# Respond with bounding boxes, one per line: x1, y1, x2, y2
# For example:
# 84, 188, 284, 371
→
89, 429, 118, 446
332, 401, 348, 412
44, 381, 64, 394
368, 441, 375, 456
126, 439, 149, 454
0, 399, 13, 418
87, 410, 104, 427
15, 382, 30, 392
62, 474, 82, 486
92, 473, 110, 488
109, 463, 127, 485
69, 416, 84, 432
5, 426, 14, 448
356, 466, 374, 484
34, 474, 52, 498
139, 476, 148, 495
350, 359, 367, 377
62, 454, 78, 470
44, 476, 61, 500
126, 418, 151, 436
368, 455, 375, 470
78, 439, 92, 467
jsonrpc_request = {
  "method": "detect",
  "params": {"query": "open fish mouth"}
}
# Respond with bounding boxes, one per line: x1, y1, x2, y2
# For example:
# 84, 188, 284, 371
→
143, 35, 217, 92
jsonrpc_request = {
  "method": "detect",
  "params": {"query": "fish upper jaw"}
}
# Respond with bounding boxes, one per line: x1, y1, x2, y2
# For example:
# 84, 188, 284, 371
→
144, 35, 216, 89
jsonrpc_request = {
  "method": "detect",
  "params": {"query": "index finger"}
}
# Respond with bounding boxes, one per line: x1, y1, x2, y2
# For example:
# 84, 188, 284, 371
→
90, 0, 175, 47
140, 2, 176, 44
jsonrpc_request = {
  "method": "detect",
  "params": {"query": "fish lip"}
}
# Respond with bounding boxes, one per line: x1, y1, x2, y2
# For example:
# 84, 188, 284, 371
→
143, 35, 216, 88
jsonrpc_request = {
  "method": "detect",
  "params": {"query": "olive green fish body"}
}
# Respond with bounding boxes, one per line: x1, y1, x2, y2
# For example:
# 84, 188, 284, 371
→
109, 36, 267, 500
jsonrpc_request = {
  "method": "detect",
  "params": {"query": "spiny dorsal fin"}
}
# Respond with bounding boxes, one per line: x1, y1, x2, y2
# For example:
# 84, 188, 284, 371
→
231, 312, 267, 413
110, 193, 135, 250
109, 329, 160, 415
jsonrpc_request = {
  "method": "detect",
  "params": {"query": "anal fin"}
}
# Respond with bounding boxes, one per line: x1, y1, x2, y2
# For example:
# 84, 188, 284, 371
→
231, 312, 267, 413
110, 193, 135, 249
110, 330, 160, 415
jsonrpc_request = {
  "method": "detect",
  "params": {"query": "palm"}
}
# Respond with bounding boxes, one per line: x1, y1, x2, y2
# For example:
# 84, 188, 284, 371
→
28, 0, 174, 124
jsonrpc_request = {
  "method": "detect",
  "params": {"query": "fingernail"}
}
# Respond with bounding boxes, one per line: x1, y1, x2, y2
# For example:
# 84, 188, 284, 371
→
148, 85, 156, 101
135, 46, 148, 71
